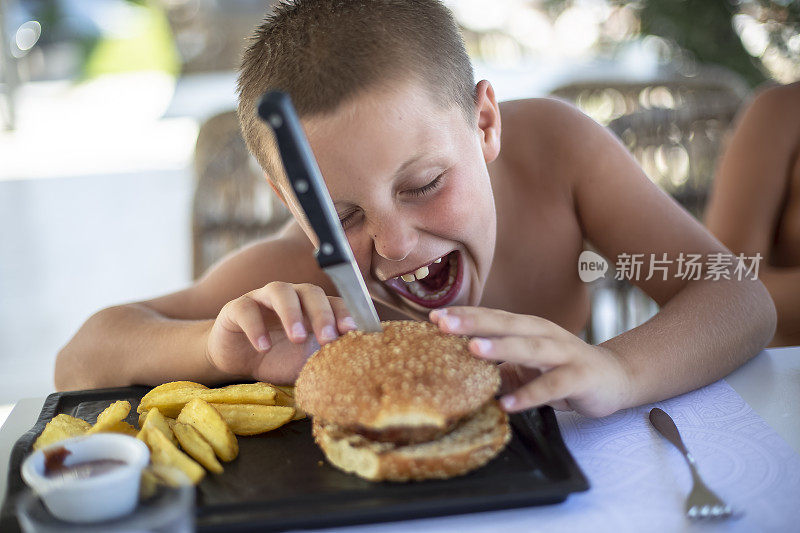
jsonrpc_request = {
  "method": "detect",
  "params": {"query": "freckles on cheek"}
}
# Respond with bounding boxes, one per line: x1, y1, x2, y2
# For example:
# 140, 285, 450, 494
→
440, 177, 483, 232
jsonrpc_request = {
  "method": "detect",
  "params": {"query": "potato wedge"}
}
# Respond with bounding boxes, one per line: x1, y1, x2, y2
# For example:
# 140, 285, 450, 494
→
273, 385, 295, 397
139, 469, 159, 499
210, 404, 295, 436
137, 408, 176, 445
33, 414, 91, 451
271, 389, 306, 420
138, 410, 148, 429
177, 398, 238, 461
87, 401, 131, 435
273, 388, 294, 407
137, 381, 208, 413
141, 383, 277, 418
140, 427, 205, 484
173, 422, 223, 474
104, 420, 138, 436
149, 463, 195, 488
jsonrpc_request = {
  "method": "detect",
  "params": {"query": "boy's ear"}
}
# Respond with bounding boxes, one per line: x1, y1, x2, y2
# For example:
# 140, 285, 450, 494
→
474, 80, 501, 164
267, 176, 287, 205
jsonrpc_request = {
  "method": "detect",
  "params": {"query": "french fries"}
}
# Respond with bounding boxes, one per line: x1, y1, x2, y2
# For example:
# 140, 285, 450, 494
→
173, 422, 223, 474
138, 383, 278, 418
33, 414, 91, 451
210, 404, 294, 436
177, 398, 238, 462
274, 385, 295, 397
140, 426, 205, 484
87, 400, 131, 435
105, 420, 138, 436
139, 469, 159, 499
137, 408, 177, 445
33, 380, 300, 489
272, 387, 307, 420
139, 381, 208, 408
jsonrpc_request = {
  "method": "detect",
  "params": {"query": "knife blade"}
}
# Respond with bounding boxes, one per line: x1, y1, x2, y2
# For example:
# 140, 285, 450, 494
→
257, 91, 382, 333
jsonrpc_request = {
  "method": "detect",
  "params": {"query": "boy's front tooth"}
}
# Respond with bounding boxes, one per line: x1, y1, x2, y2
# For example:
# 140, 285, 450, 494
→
401, 273, 416, 283
434, 257, 442, 263
414, 266, 429, 279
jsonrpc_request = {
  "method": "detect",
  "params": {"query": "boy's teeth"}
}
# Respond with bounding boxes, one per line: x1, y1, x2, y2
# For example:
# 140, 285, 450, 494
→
434, 257, 442, 263
399, 265, 431, 283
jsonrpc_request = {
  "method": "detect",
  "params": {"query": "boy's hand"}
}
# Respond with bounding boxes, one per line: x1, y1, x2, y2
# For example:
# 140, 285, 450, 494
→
429, 307, 632, 418
205, 282, 358, 383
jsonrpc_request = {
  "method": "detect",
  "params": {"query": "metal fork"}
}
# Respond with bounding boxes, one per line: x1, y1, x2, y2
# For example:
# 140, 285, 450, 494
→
649, 408, 733, 520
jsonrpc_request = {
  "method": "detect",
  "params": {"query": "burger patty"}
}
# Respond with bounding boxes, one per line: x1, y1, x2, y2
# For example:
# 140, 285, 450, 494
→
317, 407, 487, 447
310, 401, 512, 481
350, 419, 460, 445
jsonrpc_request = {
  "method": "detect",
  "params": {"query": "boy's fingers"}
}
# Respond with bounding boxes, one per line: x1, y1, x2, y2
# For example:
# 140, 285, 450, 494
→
223, 296, 272, 352
328, 297, 358, 334
295, 284, 339, 344
499, 366, 577, 413
469, 336, 567, 368
497, 362, 541, 396
250, 283, 307, 343
431, 307, 565, 339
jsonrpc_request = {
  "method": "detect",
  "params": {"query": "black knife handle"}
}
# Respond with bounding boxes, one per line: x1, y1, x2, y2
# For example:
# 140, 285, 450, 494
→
257, 91, 349, 268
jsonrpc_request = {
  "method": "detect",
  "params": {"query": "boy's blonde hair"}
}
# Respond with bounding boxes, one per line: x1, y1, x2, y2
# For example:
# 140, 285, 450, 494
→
236, 0, 475, 185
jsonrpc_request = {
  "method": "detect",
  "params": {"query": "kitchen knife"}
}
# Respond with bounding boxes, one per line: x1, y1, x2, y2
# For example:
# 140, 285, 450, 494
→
257, 91, 382, 333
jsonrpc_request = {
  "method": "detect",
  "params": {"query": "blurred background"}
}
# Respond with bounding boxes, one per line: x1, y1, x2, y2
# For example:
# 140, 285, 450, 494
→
1, 0, 798, 418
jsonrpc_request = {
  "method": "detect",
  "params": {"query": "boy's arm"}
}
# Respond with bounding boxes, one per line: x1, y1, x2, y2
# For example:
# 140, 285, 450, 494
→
705, 83, 800, 343
55, 221, 337, 390
560, 99, 776, 407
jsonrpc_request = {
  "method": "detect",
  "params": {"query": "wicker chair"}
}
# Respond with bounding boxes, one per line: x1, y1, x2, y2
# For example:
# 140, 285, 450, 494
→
192, 110, 291, 279
549, 67, 750, 342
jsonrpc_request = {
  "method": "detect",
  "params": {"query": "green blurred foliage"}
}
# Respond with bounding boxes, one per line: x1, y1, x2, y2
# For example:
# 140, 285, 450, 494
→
639, 0, 766, 87
546, 0, 799, 87
26, 0, 179, 80
83, 1, 180, 78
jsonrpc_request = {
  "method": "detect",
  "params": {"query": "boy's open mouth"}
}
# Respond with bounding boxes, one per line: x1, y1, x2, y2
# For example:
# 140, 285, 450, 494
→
382, 250, 463, 309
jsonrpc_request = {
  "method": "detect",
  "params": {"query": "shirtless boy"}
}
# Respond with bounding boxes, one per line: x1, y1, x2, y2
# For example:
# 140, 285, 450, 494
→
706, 82, 800, 347
55, 0, 775, 418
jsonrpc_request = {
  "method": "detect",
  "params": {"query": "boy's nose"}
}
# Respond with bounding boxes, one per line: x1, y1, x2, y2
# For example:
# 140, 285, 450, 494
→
369, 220, 418, 262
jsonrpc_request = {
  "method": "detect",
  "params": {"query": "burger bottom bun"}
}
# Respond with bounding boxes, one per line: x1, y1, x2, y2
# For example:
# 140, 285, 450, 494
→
312, 401, 511, 482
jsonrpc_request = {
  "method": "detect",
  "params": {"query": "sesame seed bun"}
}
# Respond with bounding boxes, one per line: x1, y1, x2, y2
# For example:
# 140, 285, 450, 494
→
295, 321, 501, 432
312, 401, 511, 481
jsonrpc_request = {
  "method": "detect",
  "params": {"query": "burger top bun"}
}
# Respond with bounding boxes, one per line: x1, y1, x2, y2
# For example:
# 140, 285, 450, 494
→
295, 320, 500, 431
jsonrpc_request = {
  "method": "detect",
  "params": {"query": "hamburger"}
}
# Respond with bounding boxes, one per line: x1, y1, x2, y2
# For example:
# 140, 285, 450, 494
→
295, 320, 511, 482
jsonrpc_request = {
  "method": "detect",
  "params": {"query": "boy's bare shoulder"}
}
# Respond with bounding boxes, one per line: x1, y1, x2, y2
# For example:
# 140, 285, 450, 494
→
497, 97, 598, 185
754, 81, 800, 104
747, 82, 800, 126
499, 96, 592, 147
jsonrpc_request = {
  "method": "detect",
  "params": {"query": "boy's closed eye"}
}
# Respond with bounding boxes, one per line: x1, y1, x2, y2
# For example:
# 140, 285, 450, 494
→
337, 172, 446, 229
404, 172, 445, 198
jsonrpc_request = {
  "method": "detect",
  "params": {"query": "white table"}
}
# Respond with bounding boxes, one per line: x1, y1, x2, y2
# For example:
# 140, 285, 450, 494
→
2, 347, 799, 532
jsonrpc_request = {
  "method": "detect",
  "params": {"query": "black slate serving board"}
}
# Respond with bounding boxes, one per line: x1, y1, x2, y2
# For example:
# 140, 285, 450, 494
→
1, 386, 588, 532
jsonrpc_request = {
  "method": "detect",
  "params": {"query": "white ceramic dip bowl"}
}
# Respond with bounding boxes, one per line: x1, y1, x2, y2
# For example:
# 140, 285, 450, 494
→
21, 433, 150, 523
